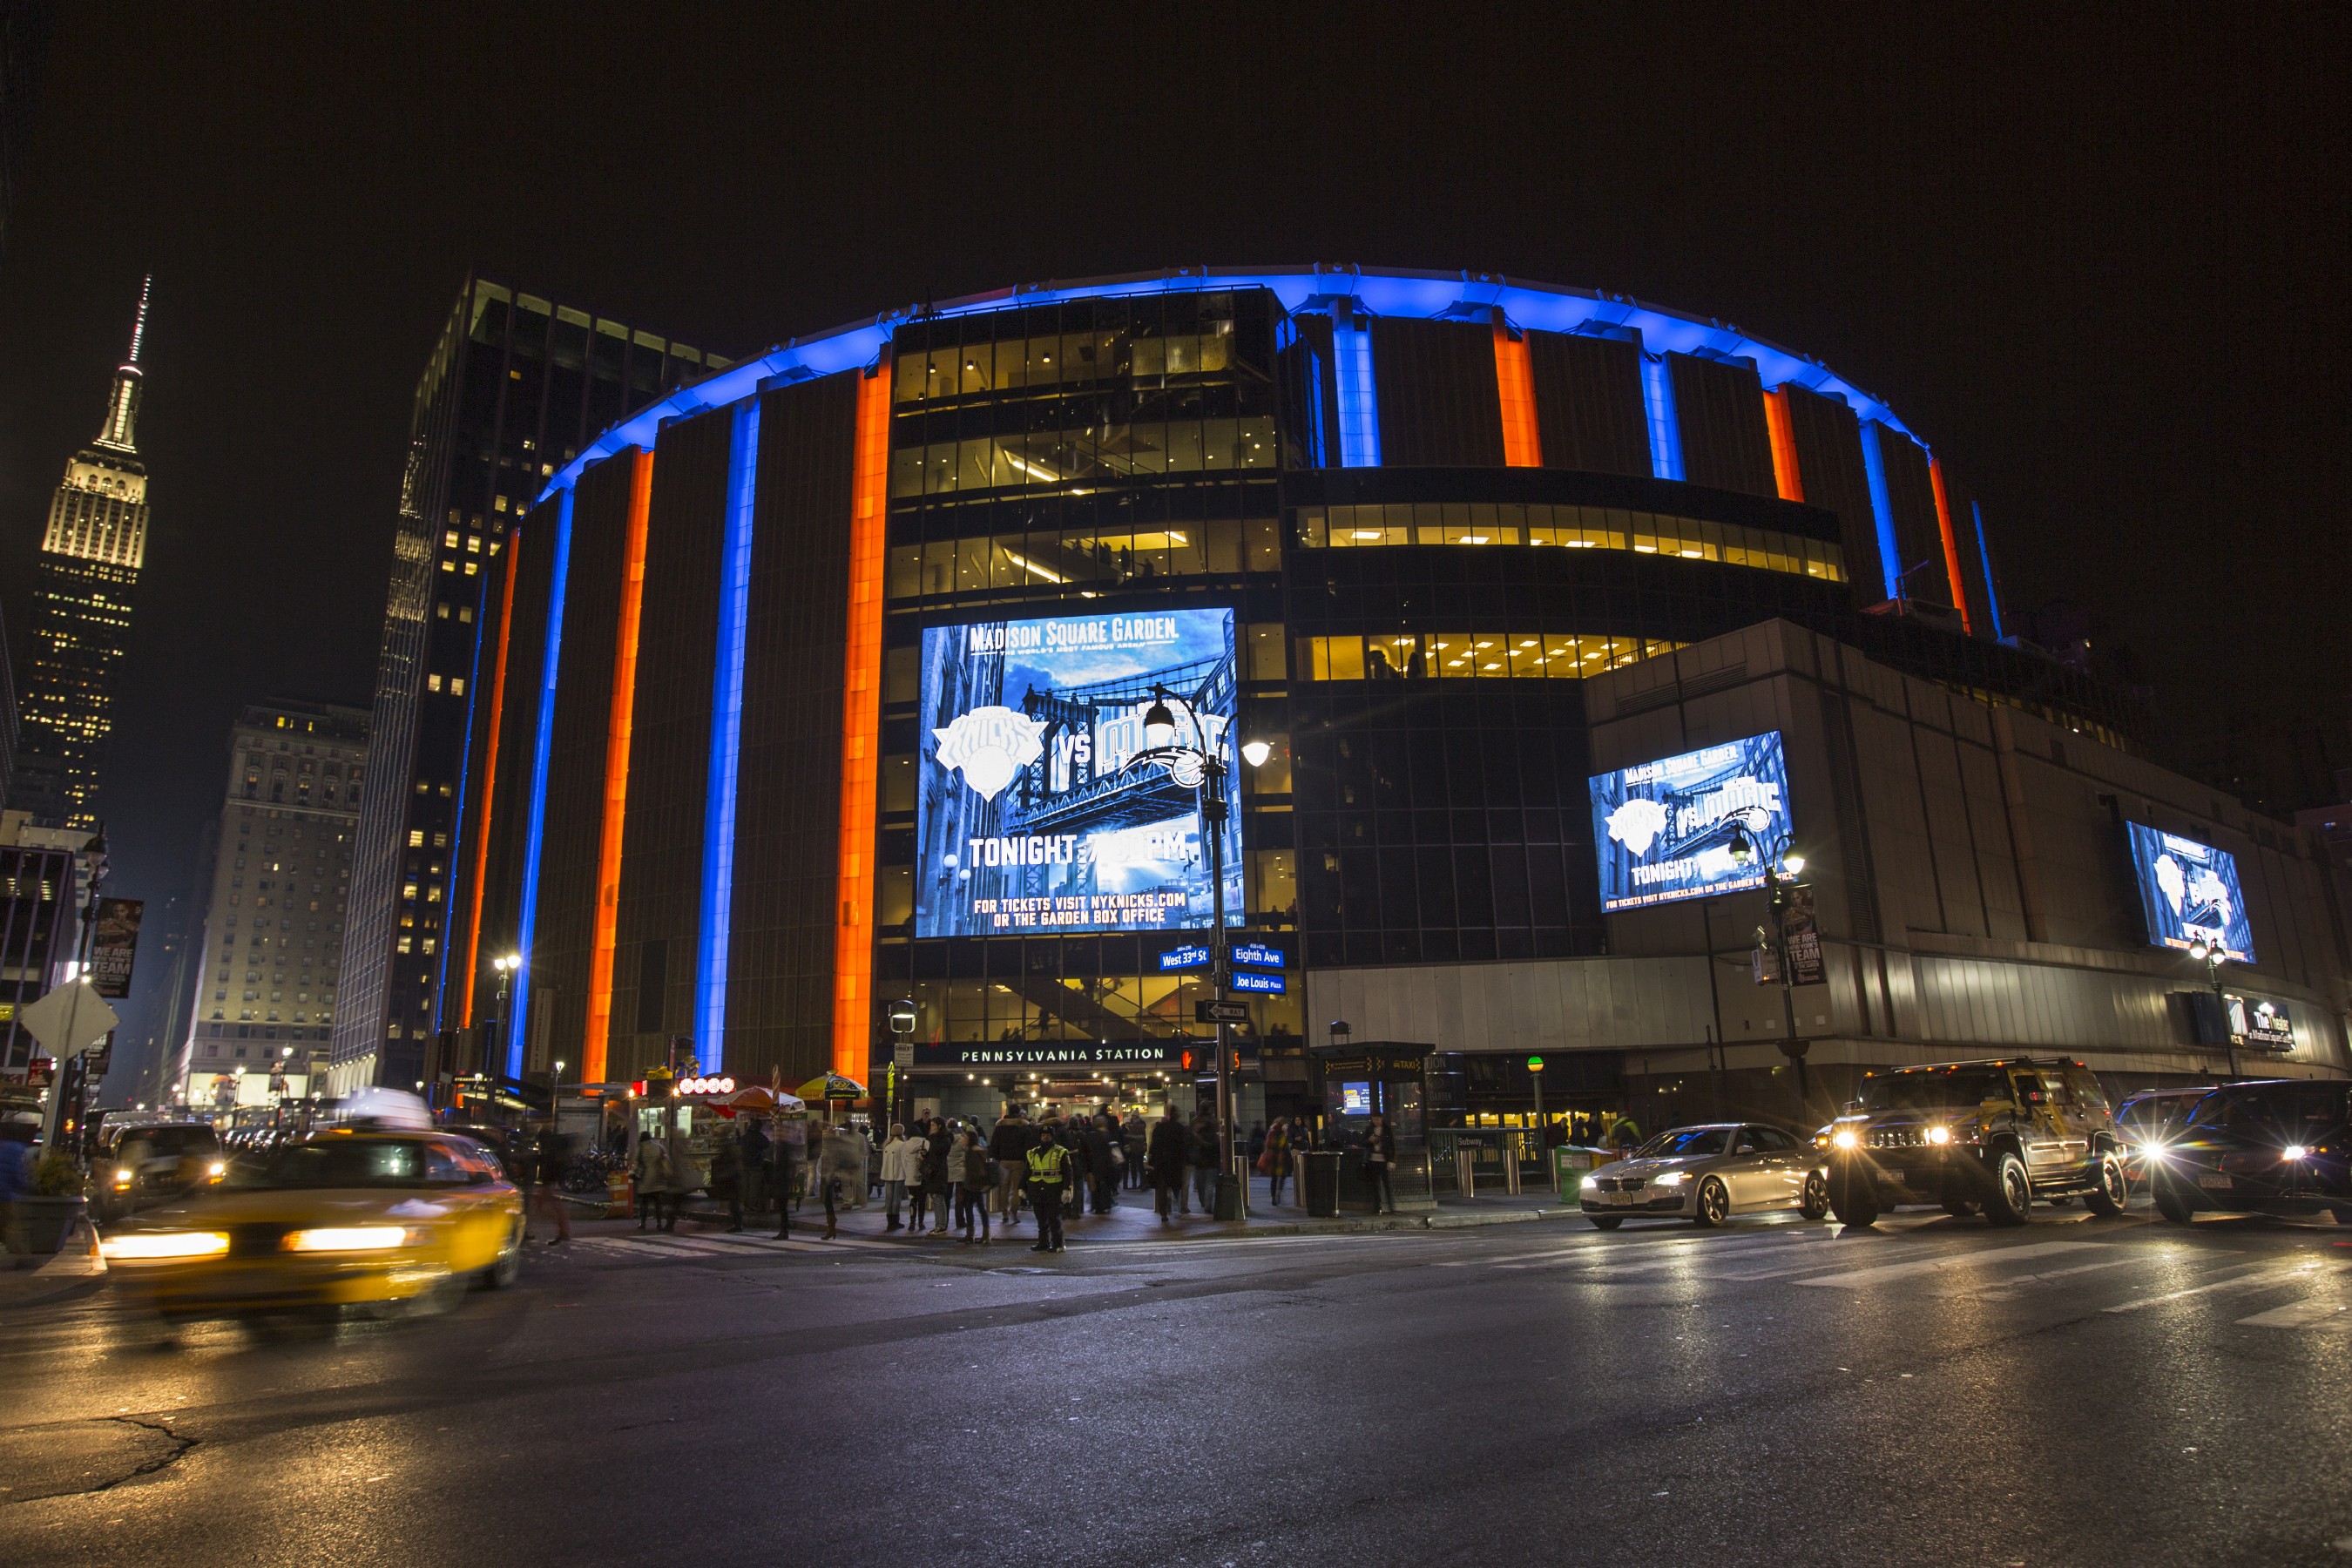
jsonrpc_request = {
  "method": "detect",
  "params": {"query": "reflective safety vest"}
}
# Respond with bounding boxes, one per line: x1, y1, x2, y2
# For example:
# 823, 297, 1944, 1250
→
1025, 1143, 1071, 1186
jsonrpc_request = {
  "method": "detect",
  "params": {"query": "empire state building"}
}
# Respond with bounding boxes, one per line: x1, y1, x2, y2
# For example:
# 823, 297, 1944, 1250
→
13, 279, 152, 829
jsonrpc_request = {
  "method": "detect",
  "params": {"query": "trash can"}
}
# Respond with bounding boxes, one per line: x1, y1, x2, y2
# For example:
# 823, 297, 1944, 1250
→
1551, 1146, 1597, 1202
1298, 1151, 1345, 1218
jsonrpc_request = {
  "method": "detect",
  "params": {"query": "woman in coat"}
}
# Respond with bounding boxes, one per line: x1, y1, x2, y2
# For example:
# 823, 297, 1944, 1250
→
632, 1129, 674, 1232
954, 1128, 993, 1244
879, 1123, 922, 1232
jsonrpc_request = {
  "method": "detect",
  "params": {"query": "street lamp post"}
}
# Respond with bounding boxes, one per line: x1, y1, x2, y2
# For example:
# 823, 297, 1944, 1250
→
1733, 828, 1809, 1120
1142, 683, 1260, 1221
2188, 938, 2237, 1082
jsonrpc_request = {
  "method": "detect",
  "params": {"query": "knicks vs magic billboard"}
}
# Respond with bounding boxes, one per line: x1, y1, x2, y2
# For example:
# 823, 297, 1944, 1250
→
1589, 732, 1793, 911
916, 608, 1245, 937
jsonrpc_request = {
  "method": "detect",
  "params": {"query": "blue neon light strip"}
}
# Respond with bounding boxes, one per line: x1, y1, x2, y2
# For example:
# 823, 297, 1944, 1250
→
1858, 422, 1903, 602
1640, 355, 1685, 482
536, 267, 1921, 507
507, 487, 575, 1077
1972, 499, 2004, 639
1331, 313, 1381, 467
694, 401, 760, 1071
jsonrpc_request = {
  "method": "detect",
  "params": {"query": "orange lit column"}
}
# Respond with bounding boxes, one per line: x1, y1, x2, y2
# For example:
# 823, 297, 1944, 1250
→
1927, 456, 1973, 634
458, 529, 521, 1026
833, 363, 890, 1081
1761, 387, 1805, 502
584, 448, 655, 1082
1491, 315, 1542, 468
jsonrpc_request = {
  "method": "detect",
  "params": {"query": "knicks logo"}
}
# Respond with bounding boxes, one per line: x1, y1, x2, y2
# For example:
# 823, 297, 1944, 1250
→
933, 706, 1047, 801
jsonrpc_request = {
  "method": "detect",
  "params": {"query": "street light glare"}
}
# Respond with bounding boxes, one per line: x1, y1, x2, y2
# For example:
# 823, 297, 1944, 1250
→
1240, 739, 1272, 768
1782, 855, 1806, 875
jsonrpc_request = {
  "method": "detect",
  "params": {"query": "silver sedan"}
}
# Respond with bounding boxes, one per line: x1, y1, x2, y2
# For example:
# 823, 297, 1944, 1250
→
1578, 1123, 1829, 1229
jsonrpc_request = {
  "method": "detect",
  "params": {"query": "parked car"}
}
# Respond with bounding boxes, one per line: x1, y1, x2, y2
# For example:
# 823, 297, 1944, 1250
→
2147, 1079, 2351, 1225
1579, 1122, 1828, 1229
2114, 1086, 2219, 1185
1825, 1057, 2126, 1227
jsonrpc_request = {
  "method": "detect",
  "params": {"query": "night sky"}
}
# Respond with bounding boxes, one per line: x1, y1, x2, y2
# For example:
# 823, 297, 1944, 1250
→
1, 5, 2344, 1060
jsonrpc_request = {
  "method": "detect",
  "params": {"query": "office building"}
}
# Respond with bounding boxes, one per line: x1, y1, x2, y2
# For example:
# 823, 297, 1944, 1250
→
14, 279, 151, 829
176, 700, 367, 1109
327, 280, 731, 1095
0, 807, 103, 1080
444, 264, 2345, 1126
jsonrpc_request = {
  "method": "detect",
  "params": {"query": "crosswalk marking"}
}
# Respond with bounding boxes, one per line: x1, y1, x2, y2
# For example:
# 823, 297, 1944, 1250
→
1793, 1240, 2105, 1290
2103, 1259, 2346, 1314
2238, 1296, 2349, 1329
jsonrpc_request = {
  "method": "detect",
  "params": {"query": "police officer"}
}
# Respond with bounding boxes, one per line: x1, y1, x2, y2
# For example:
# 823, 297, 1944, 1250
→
1024, 1123, 1074, 1254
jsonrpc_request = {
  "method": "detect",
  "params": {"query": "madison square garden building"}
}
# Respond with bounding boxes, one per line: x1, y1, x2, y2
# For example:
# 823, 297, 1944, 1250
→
425, 267, 2352, 1129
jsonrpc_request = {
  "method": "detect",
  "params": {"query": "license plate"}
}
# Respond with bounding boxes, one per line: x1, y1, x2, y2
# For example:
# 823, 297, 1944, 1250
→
1608, 1191, 1632, 1206
2199, 1174, 2232, 1190
1882, 1170, 1906, 1187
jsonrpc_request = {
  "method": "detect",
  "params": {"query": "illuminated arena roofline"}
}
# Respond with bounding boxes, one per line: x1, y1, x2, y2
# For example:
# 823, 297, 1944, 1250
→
537, 264, 1920, 505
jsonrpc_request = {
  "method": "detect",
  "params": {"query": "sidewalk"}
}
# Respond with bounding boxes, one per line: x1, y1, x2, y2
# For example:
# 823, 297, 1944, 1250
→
669, 1173, 1587, 1247
0, 1217, 107, 1311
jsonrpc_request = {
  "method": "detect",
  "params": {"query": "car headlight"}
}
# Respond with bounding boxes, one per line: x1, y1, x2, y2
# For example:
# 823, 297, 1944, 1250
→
2284, 1145, 2309, 1162
1831, 1128, 1858, 1150
112, 1170, 132, 1187
284, 1226, 413, 1254
206, 1160, 226, 1179
1579, 1173, 1599, 1188
1926, 1125, 1952, 1146
2141, 1143, 2169, 1163
101, 1231, 231, 1261
1652, 1171, 1688, 1186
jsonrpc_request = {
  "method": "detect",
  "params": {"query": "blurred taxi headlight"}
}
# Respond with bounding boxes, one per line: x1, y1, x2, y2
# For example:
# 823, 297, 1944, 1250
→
284, 1226, 412, 1254
1652, 1170, 1689, 1186
1926, 1125, 1953, 1146
112, 1170, 133, 1187
101, 1231, 231, 1261
2283, 1145, 2309, 1162
1831, 1128, 1859, 1151
206, 1160, 226, 1179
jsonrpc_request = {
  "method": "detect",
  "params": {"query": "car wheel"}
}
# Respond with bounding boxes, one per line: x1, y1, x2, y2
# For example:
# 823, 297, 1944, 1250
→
1984, 1151, 2032, 1227
480, 1232, 523, 1290
1829, 1165, 1878, 1227
1799, 1171, 1830, 1220
1590, 1215, 1625, 1231
1693, 1178, 1731, 1227
2083, 1153, 2127, 1218
2153, 1170, 2196, 1226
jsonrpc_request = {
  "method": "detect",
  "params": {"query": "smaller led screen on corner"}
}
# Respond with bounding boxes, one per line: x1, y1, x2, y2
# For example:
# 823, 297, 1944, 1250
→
916, 609, 1244, 937
2125, 822, 2255, 963
1589, 732, 1791, 911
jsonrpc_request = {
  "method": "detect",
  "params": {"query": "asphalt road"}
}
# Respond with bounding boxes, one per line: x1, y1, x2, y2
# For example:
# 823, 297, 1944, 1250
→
3, 1200, 2349, 1568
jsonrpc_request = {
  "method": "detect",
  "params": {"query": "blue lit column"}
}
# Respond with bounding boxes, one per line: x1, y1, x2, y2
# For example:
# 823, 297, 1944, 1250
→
1331, 307, 1382, 468
507, 486, 575, 1078
1640, 354, 1686, 481
694, 398, 760, 1072
1972, 499, 2005, 639
1859, 422, 1903, 602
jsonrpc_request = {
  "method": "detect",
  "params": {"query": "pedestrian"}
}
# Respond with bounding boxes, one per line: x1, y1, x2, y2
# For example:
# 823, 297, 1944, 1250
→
632, 1127, 673, 1231
1363, 1112, 1396, 1213
1247, 1120, 1267, 1166
709, 1126, 743, 1233
1609, 1114, 1641, 1152
1084, 1114, 1119, 1215
955, 1129, 993, 1244
1188, 1111, 1221, 1217
1024, 1122, 1074, 1253
1261, 1116, 1293, 1206
989, 1105, 1033, 1227
880, 1122, 920, 1231
1125, 1114, 1147, 1188
0, 1119, 32, 1255
532, 1124, 574, 1244
663, 1125, 703, 1226
739, 1115, 772, 1220
924, 1117, 955, 1235
1148, 1105, 1187, 1222
818, 1120, 870, 1213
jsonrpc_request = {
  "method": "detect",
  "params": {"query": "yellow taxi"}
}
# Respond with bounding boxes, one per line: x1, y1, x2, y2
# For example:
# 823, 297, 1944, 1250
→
99, 1127, 525, 1318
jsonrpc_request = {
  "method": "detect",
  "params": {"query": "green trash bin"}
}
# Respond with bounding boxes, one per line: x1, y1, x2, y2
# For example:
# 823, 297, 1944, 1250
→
1551, 1146, 1599, 1202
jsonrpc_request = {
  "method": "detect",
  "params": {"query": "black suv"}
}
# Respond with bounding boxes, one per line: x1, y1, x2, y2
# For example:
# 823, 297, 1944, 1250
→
2149, 1079, 2351, 1225
1826, 1058, 2126, 1227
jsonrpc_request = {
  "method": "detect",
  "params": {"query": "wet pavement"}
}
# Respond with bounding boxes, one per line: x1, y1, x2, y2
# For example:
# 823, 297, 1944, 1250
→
3, 1191, 2349, 1566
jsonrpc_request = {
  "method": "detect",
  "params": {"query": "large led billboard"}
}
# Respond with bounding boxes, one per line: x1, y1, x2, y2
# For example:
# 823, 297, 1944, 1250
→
1590, 732, 1792, 911
2126, 822, 2254, 963
916, 608, 1244, 937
